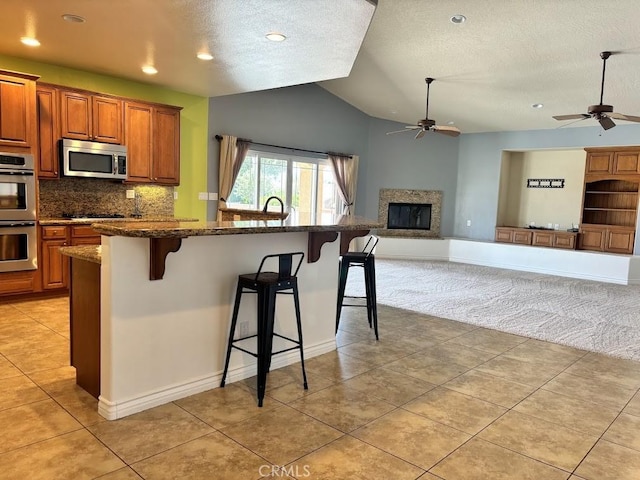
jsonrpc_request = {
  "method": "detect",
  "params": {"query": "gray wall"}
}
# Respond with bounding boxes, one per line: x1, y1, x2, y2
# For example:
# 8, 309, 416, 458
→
363, 118, 459, 236
207, 83, 370, 220
455, 124, 640, 240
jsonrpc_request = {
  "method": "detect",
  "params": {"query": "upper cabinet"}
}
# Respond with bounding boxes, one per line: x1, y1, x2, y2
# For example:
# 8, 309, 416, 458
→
0, 70, 38, 150
36, 83, 181, 184
585, 147, 640, 177
60, 90, 123, 144
124, 102, 181, 185
36, 84, 59, 178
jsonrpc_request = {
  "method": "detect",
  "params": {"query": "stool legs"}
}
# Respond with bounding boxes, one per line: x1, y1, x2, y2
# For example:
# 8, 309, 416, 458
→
220, 282, 244, 388
336, 257, 350, 333
293, 280, 308, 389
256, 287, 276, 408
366, 258, 379, 340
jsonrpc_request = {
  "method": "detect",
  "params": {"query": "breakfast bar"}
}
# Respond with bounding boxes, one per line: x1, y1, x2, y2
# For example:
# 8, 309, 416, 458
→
80, 215, 380, 420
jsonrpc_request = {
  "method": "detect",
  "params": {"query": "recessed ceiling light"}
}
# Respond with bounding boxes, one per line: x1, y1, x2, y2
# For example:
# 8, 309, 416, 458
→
142, 65, 158, 75
447, 121, 456, 125
20, 36, 40, 47
62, 14, 85, 23
532, 103, 544, 109
450, 14, 466, 24
265, 32, 287, 42
197, 52, 213, 61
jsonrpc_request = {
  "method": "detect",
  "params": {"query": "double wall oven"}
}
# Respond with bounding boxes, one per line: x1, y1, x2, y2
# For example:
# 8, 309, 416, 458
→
0, 152, 37, 273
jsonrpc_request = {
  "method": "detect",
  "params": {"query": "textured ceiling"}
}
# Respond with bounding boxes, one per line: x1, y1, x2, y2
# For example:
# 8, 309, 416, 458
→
0, 0, 375, 96
2, 0, 640, 134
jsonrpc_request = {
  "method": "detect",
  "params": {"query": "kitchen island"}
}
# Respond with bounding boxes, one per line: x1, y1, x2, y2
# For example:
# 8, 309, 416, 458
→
85, 215, 380, 420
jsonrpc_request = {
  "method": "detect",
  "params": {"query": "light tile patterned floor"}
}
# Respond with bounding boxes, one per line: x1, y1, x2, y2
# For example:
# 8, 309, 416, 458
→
2, 296, 640, 479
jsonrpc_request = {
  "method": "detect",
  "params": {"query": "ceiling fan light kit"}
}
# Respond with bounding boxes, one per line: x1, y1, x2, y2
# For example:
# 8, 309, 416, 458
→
386, 77, 461, 139
553, 51, 640, 131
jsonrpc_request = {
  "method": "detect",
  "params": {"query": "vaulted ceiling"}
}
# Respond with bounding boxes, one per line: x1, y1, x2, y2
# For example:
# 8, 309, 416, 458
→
2, 0, 640, 134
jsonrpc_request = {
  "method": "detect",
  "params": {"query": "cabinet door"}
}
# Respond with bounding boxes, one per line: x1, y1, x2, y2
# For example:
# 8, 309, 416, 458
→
578, 227, 605, 251
532, 231, 553, 247
0, 72, 36, 148
585, 152, 613, 175
606, 229, 635, 254
60, 91, 92, 140
42, 239, 69, 289
613, 151, 640, 175
552, 233, 576, 250
513, 230, 532, 245
92, 96, 122, 144
124, 102, 153, 182
495, 228, 513, 243
152, 107, 180, 185
0, 271, 37, 295
37, 86, 59, 178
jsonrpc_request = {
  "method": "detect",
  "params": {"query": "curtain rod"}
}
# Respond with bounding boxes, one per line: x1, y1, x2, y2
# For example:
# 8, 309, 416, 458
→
214, 135, 352, 159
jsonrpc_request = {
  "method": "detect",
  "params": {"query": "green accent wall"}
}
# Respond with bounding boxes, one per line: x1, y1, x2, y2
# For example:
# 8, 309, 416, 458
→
0, 54, 209, 220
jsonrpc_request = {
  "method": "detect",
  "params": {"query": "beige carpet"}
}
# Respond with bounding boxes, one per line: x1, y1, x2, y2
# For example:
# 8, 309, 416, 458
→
345, 258, 640, 361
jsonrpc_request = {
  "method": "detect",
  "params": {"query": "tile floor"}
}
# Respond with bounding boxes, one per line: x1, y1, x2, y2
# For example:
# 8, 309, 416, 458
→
1, 296, 640, 479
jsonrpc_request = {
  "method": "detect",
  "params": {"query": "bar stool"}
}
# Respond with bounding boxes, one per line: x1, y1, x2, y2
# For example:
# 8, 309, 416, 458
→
336, 235, 379, 340
220, 252, 308, 407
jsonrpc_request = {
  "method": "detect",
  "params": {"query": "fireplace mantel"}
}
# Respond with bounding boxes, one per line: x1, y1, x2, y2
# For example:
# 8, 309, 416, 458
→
378, 189, 442, 238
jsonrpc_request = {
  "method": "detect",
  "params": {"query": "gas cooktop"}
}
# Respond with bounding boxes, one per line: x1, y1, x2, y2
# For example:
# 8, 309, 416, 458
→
62, 213, 126, 219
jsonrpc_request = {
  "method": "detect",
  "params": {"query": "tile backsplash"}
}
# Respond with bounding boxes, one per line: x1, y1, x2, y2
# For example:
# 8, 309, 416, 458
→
39, 178, 174, 218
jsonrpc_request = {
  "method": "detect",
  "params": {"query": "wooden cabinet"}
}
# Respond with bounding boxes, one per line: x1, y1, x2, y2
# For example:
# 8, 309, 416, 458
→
585, 151, 613, 175
0, 70, 38, 150
613, 151, 640, 175
578, 225, 634, 254
36, 84, 59, 178
60, 90, 123, 144
124, 102, 181, 185
495, 227, 577, 250
0, 271, 38, 295
70, 225, 100, 245
124, 101, 153, 182
41, 226, 69, 290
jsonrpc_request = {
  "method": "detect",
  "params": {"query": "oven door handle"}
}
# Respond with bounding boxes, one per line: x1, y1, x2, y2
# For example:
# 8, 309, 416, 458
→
0, 222, 36, 228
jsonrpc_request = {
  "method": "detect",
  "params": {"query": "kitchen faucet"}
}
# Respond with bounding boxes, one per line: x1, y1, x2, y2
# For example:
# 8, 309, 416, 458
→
262, 196, 284, 217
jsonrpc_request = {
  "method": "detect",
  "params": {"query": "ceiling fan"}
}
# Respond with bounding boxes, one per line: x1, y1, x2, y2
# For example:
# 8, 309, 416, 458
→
553, 51, 640, 130
386, 77, 461, 139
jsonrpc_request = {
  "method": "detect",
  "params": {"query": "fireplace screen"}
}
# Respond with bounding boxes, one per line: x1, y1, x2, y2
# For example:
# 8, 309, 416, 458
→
387, 202, 432, 230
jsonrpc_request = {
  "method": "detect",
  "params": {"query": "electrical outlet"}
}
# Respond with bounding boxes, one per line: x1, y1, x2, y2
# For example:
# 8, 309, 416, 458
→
198, 192, 208, 200
554, 224, 560, 230
208, 192, 218, 201
466, 220, 471, 227
126, 189, 135, 199
173, 191, 178, 200
547, 223, 553, 229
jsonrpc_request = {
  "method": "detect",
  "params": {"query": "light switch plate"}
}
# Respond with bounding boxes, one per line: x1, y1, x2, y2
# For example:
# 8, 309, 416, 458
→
198, 192, 208, 200
208, 192, 218, 201
126, 189, 135, 199
173, 191, 178, 200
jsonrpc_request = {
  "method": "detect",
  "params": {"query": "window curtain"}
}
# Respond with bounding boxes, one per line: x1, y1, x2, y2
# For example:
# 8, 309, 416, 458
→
329, 154, 359, 215
217, 135, 250, 219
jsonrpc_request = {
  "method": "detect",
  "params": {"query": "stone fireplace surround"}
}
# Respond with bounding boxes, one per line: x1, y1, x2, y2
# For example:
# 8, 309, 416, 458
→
378, 189, 442, 238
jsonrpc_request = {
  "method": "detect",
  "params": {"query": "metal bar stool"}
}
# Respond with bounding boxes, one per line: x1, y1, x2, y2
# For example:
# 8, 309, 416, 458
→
220, 252, 308, 407
336, 235, 379, 340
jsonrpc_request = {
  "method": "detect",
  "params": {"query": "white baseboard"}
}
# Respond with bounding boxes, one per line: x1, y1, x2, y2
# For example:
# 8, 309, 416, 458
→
98, 338, 336, 420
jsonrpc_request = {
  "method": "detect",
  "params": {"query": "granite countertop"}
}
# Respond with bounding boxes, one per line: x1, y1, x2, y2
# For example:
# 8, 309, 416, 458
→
39, 216, 198, 226
59, 245, 101, 264
92, 215, 383, 238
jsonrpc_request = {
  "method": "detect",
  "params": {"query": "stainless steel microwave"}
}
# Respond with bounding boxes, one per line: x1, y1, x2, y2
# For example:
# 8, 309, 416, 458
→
61, 138, 127, 180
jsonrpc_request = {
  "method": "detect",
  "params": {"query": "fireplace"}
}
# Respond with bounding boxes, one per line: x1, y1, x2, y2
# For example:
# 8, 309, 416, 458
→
378, 189, 442, 238
387, 203, 432, 230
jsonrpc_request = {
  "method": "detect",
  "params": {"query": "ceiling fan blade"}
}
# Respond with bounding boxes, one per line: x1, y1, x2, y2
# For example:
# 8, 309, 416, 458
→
599, 115, 616, 130
556, 117, 590, 129
415, 129, 426, 139
553, 114, 590, 121
609, 113, 640, 123
433, 125, 461, 137
404, 125, 421, 129
386, 128, 417, 135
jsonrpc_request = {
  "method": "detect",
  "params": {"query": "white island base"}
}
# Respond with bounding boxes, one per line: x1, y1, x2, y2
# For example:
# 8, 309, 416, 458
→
99, 232, 341, 420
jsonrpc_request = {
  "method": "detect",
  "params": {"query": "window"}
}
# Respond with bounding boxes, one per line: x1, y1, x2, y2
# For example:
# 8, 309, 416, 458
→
227, 150, 341, 222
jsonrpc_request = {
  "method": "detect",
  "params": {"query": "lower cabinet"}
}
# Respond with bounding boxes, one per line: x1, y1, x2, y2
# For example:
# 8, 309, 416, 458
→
41, 226, 69, 290
0, 271, 39, 295
578, 225, 635, 254
495, 227, 577, 250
